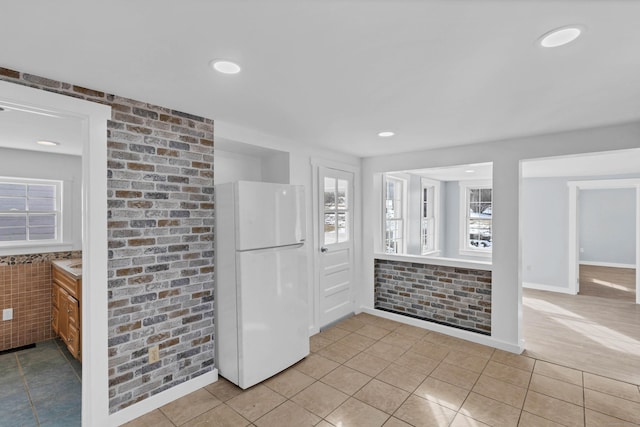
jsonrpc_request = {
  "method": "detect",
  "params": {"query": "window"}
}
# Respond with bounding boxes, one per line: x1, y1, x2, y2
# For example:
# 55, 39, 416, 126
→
460, 181, 492, 255
420, 178, 438, 255
384, 176, 405, 253
323, 176, 350, 245
0, 178, 62, 245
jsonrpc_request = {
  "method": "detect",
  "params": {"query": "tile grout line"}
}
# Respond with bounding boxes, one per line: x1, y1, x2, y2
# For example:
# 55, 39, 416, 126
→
15, 352, 41, 427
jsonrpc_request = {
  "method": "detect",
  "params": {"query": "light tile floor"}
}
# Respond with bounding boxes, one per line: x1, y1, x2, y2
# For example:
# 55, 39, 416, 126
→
125, 313, 640, 426
0, 338, 82, 427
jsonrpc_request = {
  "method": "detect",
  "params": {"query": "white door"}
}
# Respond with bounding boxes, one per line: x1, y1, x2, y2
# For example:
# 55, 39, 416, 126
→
318, 166, 355, 328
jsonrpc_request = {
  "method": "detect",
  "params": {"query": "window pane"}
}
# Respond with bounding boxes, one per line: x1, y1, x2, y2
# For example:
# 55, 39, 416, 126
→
468, 218, 492, 248
29, 226, 55, 240
29, 214, 56, 226
324, 213, 336, 245
28, 184, 56, 199
0, 183, 26, 198
0, 227, 27, 241
469, 189, 480, 203
324, 177, 336, 211
0, 198, 26, 211
28, 198, 55, 211
337, 179, 348, 210
480, 188, 492, 203
0, 215, 27, 227
337, 212, 348, 243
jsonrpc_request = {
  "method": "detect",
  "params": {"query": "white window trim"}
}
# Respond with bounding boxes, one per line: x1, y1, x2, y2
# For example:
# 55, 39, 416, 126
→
383, 174, 408, 254
459, 180, 492, 258
0, 176, 64, 249
420, 177, 440, 256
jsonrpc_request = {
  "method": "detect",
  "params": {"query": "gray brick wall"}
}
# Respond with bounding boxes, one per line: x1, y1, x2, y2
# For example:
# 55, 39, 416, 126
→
374, 259, 491, 334
0, 67, 215, 413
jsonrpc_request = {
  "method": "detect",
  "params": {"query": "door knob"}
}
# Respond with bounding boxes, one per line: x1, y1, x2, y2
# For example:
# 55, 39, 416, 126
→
320, 247, 328, 253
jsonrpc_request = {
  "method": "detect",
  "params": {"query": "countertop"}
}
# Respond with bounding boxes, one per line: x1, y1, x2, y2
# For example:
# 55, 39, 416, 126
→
51, 258, 82, 279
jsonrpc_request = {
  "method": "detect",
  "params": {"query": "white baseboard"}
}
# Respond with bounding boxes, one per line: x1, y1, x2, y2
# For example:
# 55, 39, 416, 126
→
108, 369, 218, 427
523, 282, 576, 295
579, 261, 636, 269
360, 307, 524, 354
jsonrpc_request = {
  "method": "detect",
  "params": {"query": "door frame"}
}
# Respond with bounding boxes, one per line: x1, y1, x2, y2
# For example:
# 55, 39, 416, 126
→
0, 81, 110, 424
310, 158, 361, 333
568, 178, 640, 303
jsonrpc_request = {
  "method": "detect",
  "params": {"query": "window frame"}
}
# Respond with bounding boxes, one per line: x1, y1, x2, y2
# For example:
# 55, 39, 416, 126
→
459, 180, 492, 257
383, 174, 407, 254
0, 177, 63, 248
420, 177, 440, 255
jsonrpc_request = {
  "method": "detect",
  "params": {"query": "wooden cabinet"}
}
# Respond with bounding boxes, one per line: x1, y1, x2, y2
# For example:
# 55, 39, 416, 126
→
51, 261, 82, 362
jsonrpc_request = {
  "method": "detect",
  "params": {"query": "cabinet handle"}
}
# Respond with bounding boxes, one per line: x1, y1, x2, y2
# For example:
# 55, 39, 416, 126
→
68, 337, 73, 343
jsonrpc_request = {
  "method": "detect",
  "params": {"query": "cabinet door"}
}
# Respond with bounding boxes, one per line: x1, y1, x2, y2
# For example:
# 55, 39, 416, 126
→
52, 306, 59, 334
67, 326, 80, 360
57, 288, 70, 344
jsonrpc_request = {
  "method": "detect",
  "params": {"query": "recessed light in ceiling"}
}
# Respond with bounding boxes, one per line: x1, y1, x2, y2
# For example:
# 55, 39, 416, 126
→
210, 60, 241, 74
36, 140, 60, 147
465, 169, 475, 173
378, 131, 395, 137
539, 26, 582, 48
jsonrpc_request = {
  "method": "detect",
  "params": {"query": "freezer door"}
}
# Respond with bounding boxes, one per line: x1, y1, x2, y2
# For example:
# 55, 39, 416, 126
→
236, 244, 309, 388
236, 181, 305, 250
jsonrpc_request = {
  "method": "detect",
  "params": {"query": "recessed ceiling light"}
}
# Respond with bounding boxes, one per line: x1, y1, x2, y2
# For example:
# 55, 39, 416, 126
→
378, 131, 395, 137
539, 26, 582, 48
36, 140, 60, 147
465, 169, 475, 173
210, 60, 241, 74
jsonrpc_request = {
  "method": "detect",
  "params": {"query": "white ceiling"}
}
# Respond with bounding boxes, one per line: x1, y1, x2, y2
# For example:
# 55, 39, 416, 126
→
2, 1, 640, 158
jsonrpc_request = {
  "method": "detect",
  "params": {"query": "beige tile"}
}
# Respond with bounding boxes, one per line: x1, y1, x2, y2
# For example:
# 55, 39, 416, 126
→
518, 411, 565, 427
335, 316, 367, 332
310, 334, 333, 352
226, 384, 286, 422
181, 404, 250, 427
160, 388, 221, 425
383, 417, 413, 427
529, 373, 583, 406
523, 390, 584, 427
357, 324, 392, 340
394, 324, 429, 339
491, 349, 535, 372
584, 388, 640, 424
291, 381, 349, 417
585, 408, 638, 427
414, 377, 469, 411
367, 316, 402, 331
318, 340, 362, 363
422, 331, 457, 346
444, 351, 489, 373
335, 332, 376, 351
326, 397, 390, 427
380, 331, 419, 350
395, 351, 439, 376
365, 340, 407, 362
263, 368, 315, 398
472, 375, 527, 408
376, 362, 426, 392
316, 421, 335, 427
394, 394, 457, 427
483, 361, 532, 388
451, 340, 495, 359
450, 413, 491, 427
294, 354, 339, 379
534, 360, 583, 386
459, 392, 521, 427
318, 326, 351, 342
430, 362, 480, 390
583, 372, 640, 403
254, 400, 320, 427
344, 352, 391, 377
205, 377, 243, 402
122, 409, 173, 427
410, 340, 450, 362
321, 365, 372, 395
354, 379, 410, 414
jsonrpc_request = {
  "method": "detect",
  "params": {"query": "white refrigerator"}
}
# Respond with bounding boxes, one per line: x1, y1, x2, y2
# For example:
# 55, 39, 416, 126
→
215, 181, 309, 389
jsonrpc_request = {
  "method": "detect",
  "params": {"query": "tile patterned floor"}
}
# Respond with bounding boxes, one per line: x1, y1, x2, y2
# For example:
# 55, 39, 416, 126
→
0, 338, 82, 427
125, 313, 640, 426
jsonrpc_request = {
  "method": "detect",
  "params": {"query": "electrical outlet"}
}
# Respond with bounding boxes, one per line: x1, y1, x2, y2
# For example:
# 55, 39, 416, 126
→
148, 345, 160, 364
2, 308, 13, 321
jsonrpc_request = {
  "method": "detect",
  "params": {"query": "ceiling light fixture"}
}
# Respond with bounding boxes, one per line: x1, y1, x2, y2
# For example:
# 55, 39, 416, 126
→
539, 26, 582, 48
210, 60, 241, 74
465, 169, 475, 173
36, 140, 60, 147
378, 131, 395, 137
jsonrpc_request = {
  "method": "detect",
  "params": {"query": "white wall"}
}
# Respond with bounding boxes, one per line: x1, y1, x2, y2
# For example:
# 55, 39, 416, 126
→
214, 150, 263, 184
0, 147, 82, 255
363, 121, 640, 352
579, 188, 636, 265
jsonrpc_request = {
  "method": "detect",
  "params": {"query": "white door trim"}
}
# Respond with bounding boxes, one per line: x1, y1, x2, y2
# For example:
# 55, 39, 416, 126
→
567, 178, 640, 303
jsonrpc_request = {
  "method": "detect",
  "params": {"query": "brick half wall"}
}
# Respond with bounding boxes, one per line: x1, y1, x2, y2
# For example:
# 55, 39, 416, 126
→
374, 259, 492, 335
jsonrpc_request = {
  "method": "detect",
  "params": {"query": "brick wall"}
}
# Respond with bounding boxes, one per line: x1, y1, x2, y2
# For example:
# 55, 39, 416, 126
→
0, 251, 81, 352
374, 259, 492, 335
0, 67, 215, 413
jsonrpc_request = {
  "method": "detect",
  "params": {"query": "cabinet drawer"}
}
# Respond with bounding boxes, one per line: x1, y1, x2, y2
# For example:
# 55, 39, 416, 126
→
52, 268, 79, 298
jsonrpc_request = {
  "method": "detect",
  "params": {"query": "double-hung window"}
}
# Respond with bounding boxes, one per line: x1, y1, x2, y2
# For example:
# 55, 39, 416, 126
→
460, 181, 492, 256
0, 178, 62, 245
420, 178, 438, 255
384, 176, 405, 254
